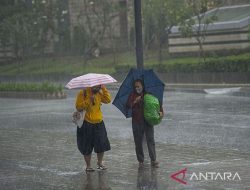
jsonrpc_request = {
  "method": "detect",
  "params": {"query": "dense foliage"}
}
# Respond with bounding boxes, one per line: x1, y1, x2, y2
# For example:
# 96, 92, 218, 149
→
115, 53, 250, 73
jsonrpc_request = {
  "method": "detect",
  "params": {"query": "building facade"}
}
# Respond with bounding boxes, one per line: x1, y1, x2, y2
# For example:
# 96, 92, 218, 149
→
169, 4, 250, 54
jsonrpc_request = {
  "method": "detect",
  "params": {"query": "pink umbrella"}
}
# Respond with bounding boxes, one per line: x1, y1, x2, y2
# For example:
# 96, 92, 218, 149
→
65, 73, 117, 89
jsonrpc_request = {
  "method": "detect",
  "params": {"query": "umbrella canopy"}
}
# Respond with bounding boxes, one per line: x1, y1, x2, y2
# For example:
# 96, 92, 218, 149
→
65, 73, 117, 89
112, 68, 165, 118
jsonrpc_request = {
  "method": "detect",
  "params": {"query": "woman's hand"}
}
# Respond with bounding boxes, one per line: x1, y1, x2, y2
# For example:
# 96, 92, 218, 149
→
133, 96, 142, 105
73, 111, 81, 122
159, 111, 164, 119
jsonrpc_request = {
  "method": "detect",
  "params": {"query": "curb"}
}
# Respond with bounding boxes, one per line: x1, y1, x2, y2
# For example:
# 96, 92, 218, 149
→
106, 83, 250, 97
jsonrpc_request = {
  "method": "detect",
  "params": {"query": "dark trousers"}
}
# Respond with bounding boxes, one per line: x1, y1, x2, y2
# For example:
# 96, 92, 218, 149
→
77, 120, 110, 155
132, 121, 156, 163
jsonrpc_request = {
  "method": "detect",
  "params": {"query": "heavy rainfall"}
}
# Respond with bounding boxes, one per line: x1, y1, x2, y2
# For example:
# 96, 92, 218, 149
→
0, 0, 250, 190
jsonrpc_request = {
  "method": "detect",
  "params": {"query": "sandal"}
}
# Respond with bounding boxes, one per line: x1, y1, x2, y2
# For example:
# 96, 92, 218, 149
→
97, 164, 107, 170
138, 162, 144, 167
85, 167, 95, 172
151, 161, 159, 168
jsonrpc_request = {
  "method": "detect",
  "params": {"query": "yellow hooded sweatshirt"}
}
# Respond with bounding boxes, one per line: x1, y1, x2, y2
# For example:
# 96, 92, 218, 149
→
75, 86, 111, 124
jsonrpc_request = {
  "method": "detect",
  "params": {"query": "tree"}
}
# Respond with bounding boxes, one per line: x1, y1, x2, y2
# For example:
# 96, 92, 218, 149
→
55, 0, 71, 54
0, 1, 35, 68
180, 0, 219, 61
142, 0, 189, 63
76, 0, 118, 64
0, 0, 57, 66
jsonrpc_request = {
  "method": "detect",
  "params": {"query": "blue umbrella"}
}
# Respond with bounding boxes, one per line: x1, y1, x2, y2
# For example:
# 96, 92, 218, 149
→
112, 68, 165, 118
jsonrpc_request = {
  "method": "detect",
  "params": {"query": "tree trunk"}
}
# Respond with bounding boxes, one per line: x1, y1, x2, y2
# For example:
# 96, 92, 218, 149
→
158, 42, 163, 64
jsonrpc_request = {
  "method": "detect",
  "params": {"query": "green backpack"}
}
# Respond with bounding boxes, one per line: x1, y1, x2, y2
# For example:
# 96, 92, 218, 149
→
143, 94, 162, 126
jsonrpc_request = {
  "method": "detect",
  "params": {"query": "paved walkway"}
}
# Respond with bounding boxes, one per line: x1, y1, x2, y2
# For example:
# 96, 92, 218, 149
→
0, 90, 250, 190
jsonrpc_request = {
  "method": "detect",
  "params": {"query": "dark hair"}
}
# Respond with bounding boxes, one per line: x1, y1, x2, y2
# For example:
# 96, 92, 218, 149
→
133, 79, 144, 92
134, 79, 143, 86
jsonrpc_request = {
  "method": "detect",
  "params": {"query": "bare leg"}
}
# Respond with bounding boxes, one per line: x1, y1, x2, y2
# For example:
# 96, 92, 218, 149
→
97, 152, 104, 166
96, 152, 107, 170
84, 154, 92, 168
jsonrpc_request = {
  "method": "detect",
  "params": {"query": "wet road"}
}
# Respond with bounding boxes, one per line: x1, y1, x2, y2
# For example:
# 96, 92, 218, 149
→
0, 90, 250, 190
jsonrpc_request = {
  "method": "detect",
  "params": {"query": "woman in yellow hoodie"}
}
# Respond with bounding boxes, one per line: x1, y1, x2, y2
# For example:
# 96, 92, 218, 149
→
75, 85, 111, 172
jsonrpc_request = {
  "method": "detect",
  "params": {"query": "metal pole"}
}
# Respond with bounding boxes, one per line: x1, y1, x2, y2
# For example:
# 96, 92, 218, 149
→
134, 0, 144, 69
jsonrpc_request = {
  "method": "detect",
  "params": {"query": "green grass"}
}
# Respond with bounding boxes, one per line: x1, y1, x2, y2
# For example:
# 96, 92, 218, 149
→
0, 82, 63, 93
0, 53, 137, 76
0, 51, 250, 76
0, 53, 127, 76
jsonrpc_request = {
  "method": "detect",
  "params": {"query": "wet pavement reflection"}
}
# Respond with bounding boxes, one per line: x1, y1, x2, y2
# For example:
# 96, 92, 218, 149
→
137, 167, 158, 190
0, 90, 250, 189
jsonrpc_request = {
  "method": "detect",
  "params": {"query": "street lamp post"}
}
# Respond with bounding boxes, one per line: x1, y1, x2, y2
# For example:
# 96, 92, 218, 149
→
134, 0, 144, 69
